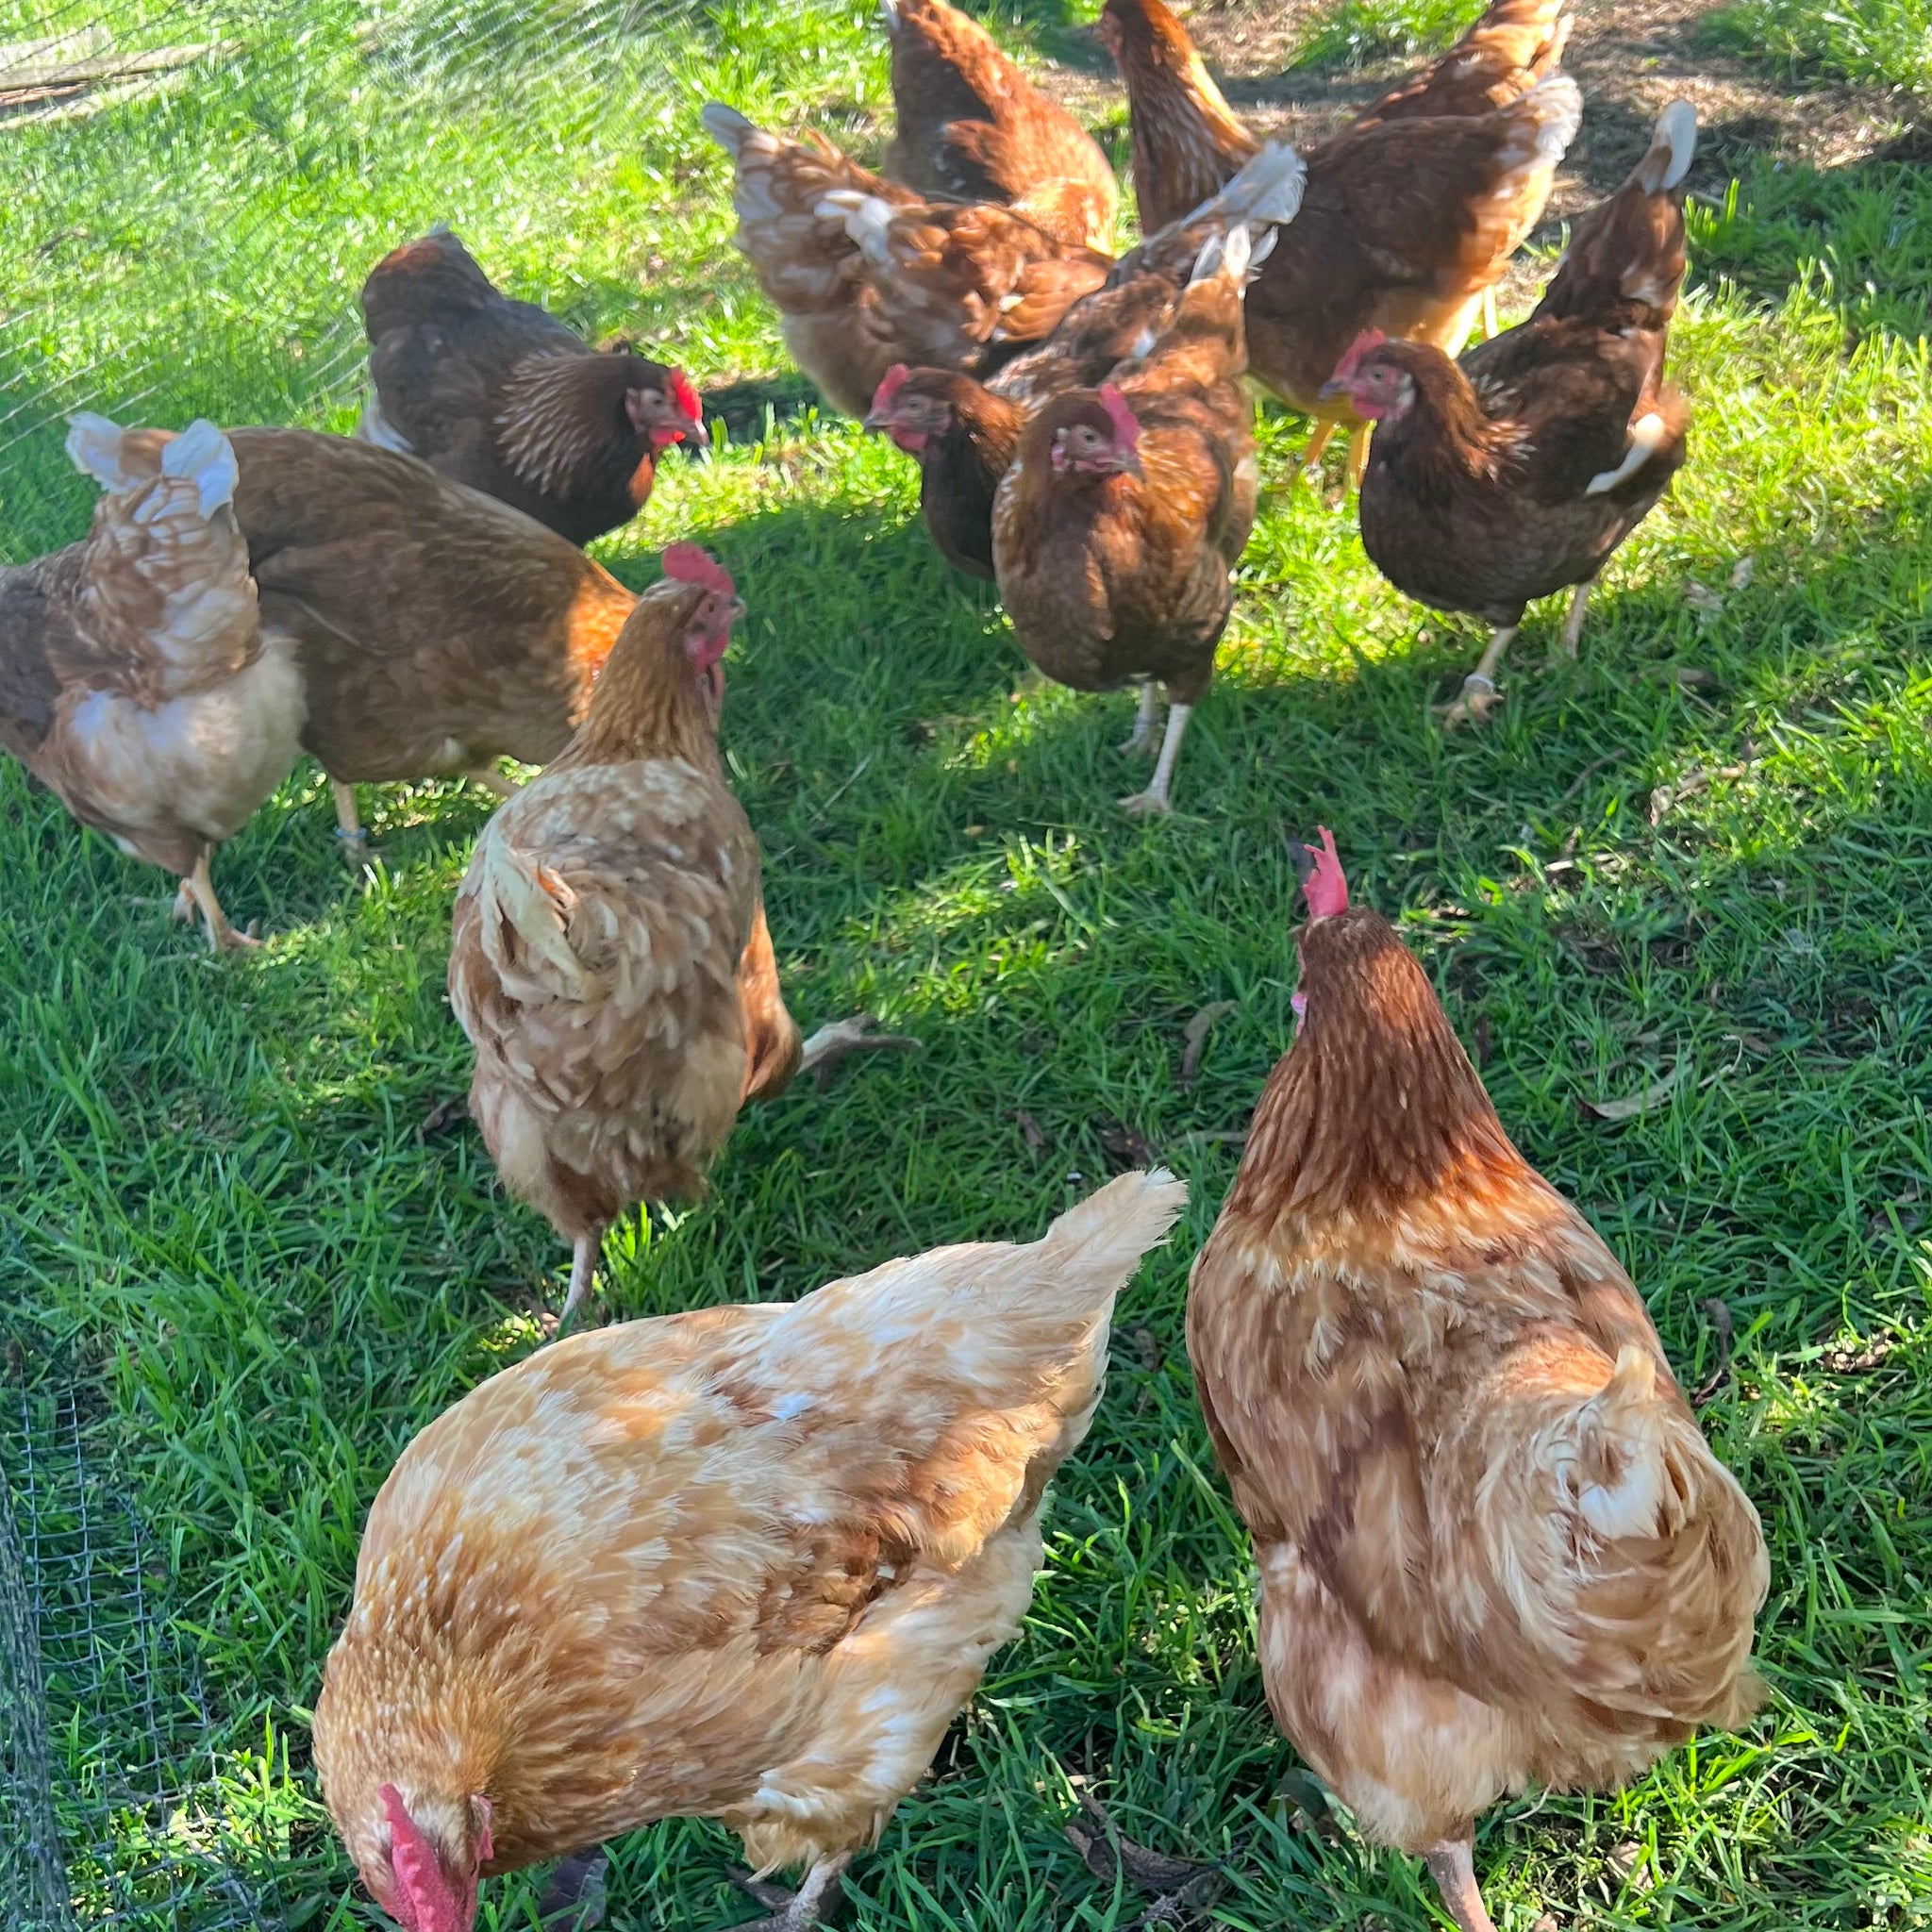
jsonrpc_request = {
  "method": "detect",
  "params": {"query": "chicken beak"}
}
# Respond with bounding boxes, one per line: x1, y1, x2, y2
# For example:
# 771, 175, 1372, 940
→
684, 414, 711, 449
1316, 379, 1349, 404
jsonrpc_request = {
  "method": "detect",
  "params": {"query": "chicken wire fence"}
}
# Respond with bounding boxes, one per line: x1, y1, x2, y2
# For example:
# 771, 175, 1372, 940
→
0, 0, 717, 561
0, 1380, 291, 1929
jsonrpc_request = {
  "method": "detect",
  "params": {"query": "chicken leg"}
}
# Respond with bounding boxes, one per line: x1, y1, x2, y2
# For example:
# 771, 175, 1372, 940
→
1560, 578, 1591, 658
796, 1014, 922, 1090
1120, 680, 1159, 755
1424, 1838, 1498, 1932
332, 779, 367, 844
179, 851, 259, 952
1120, 701, 1191, 816
467, 764, 521, 801
728, 1853, 852, 1932
557, 1228, 605, 1335
1295, 419, 1339, 480
1436, 625, 1517, 728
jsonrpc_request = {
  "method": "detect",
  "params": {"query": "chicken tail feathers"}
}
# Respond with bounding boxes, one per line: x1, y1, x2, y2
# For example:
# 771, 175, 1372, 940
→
701, 101, 754, 158
1183, 138, 1306, 236
1639, 98, 1697, 193
158, 417, 241, 520
467, 835, 592, 1003
65, 412, 143, 492
1033, 1168, 1190, 1303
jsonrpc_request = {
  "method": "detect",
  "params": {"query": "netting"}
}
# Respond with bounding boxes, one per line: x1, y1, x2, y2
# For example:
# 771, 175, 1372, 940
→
1, 1382, 288, 1929
0, 0, 753, 565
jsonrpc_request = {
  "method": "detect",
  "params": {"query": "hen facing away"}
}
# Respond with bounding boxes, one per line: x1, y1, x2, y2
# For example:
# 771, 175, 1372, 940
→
1324, 103, 1696, 724
864, 140, 1304, 580
0, 416, 304, 949
1100, 0, 1579, 480
359, 227, 705, 547
991, 225, 1261, 816
881, 0, 1118, 249
1187, 831, 1766, 1932
312, 1169, 1189, 1932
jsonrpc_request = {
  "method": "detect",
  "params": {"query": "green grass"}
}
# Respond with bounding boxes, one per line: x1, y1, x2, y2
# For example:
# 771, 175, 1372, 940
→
1705, 0, 1932, 93
4, 0, 1932, 1928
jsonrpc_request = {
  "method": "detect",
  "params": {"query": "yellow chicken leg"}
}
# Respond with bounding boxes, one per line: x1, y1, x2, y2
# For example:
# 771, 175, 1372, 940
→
181, 851, 259, 952
1424, 1839, 1499, 1932
1295, 419, 1339, 480
467, 764, 521, 801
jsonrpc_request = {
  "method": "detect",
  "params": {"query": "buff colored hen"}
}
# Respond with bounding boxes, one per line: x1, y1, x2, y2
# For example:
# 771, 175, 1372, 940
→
1187, 831, 1768, 1932
312, 1168, 1189, 1932
0, 414, 305, 948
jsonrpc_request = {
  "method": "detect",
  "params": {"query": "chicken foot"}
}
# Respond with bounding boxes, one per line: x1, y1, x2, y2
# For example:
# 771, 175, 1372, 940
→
796, 1014, 922, 1091
1120, 680, 1160, 755
727, 1853, 852, 1932
1423, 1838, 1498, 1932
1436, 625, 1518, 728
1120, 702, 1191, 816
176, 851, 259, 952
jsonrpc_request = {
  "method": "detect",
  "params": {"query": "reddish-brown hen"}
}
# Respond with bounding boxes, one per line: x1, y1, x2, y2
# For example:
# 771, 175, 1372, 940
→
445, 548, 786, 1327
1324, 102, 1697, 724
220, 428, 637, 841
881, 0, 1118, 248
1101, 0, 1580, 478
0, 415, 304, 949
991, 225, 1260, 815
312, 1169, 1188, 1932
359, 229, 705, 546
1187, 830, 1767, 1932
1352, 0, 1573, 127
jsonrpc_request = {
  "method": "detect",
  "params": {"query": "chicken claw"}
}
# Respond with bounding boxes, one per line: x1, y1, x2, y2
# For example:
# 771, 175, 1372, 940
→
796, 1014, 922, 1091
727, 1853, 851, 1931
1118, 700, 1191, 814
180, 852, 260, 951
1435, 671, 1504, 728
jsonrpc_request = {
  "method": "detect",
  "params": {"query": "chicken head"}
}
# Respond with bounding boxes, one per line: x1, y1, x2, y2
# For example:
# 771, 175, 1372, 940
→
626, 366, 709, 450
662, 542, 741, 713
1048, 384, 1143, 476
1318, 330, 1413, 420
864, 364, 944, 453
372, 1784, 491, 1932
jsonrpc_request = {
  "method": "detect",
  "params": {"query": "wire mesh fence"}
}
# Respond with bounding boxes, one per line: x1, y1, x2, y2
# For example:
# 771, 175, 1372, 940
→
1, 1381, 289, 1929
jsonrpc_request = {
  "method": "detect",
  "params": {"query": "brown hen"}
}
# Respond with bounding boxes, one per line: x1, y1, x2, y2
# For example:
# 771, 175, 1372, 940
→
881, 0, 1118, 248
1100, 0, 1580, 479
446, 547, 786, 1327
1324, 103, 1696, 724
0, 416, 304, 949
1187, 830, 1767, 1932
312, 1169, 1188, 1932
991, 225, 1260, 815
359, 228, 706, 547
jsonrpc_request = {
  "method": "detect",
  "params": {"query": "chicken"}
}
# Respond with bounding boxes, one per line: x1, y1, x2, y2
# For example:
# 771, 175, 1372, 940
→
991, 226, 1259, 816
312, 1168, 1188, 1932
1351, 0, 1574, 130
212, 428, 637, 841
1099, 0, 1580, 480
704, 101, 1118, 416
1321, 103, 1696, 725
881, 0, 1119, 250
358, 227, 706, 548
0, 415, 305, 949
1186, 829, 1768, 1932
446, 546, 776, 1326
864, 141, 1304, 581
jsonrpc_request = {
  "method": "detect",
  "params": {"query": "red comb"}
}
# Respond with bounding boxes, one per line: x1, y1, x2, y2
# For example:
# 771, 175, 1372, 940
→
1097, 383, 1141, 449
1331, 329, 1387, 387
871, 364, 910, 415
1302, 826, 1348, 920
381, 1785, 464, 1932
661, 542, 733, 599
667, 368, 701, 424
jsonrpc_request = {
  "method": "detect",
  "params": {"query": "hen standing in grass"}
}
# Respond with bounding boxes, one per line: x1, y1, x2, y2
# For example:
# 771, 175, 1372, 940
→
358, 228, 706, 547
991, 225, 1262, 816
0, 415, 305, 949
1187, 830, 1767, 1932
1323, 103, 1697, 724
312, 1169, 1188, 1932
448, 547, 786, 1327
881, 0, 1119, 250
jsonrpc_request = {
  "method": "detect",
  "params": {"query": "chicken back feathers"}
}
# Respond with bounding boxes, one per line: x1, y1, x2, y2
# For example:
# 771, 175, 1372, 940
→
0, 416, 304, 884
226, 428, 635, 784
447, 566, 762, 1246
1352, 0, 1573, 127
313, 1171, 1188, 1908
882, 0, 1118, 247
1187, 843, 1766, 1855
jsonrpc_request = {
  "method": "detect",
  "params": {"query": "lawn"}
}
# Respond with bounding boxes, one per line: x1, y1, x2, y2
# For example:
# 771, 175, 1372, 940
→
1, 0, 1930, 1927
